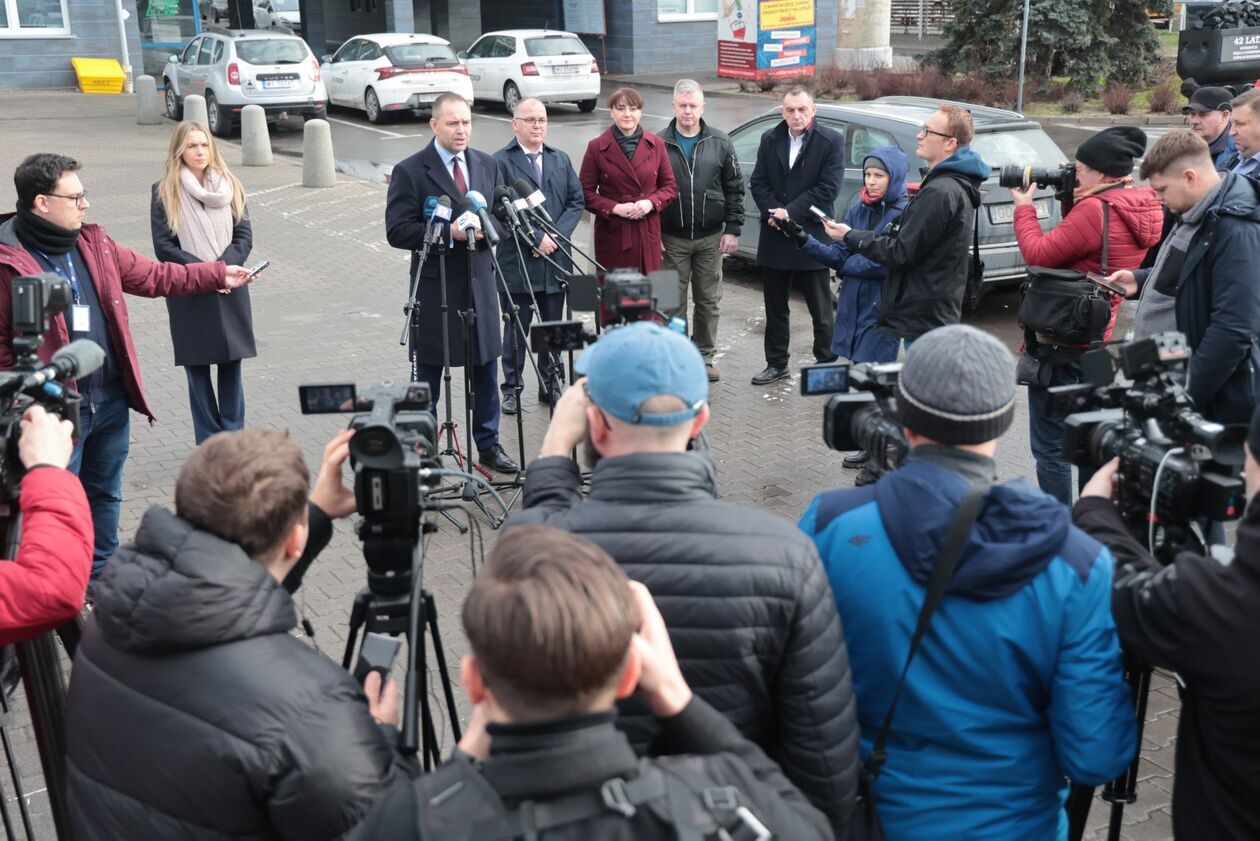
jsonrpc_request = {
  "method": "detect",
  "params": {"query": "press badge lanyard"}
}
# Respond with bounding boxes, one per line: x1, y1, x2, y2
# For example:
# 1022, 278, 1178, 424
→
35, 249, 90, 334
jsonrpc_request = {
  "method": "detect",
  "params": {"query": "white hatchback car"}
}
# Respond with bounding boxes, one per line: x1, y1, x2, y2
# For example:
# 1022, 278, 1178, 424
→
321, 33, 474, 123
459, 29, 600, 113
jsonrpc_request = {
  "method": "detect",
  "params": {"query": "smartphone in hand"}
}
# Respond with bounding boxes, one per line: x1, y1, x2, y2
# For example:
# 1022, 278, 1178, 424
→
808, 205, 837, 226
246, 260, 270, 280
1085, 271, 1127, 296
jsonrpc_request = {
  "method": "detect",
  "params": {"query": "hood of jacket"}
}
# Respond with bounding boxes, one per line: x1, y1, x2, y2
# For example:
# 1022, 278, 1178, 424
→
1094, 185, 1165, 249
874, 455, 1073, 601
923, 146, 989, 207
587, 450, 718, 503
862, 144, 909, 206
93, 506, 296, 654
1208, 169, 1260, 222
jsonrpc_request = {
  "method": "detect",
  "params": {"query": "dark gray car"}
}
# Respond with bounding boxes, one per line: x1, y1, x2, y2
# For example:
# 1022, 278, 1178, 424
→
730, 96, 1066, 289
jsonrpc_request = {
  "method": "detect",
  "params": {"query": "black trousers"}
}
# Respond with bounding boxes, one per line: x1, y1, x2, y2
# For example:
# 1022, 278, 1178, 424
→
761, 266, 836, 368
501, 290, 566, 397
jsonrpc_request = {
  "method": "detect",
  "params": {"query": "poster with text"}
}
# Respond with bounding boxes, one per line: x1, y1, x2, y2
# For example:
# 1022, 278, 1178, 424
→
719, 0, 815, 80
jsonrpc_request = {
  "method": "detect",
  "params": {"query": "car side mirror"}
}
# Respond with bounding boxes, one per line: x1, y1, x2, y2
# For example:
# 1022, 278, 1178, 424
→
457, 51, 468, 60
321, 54, 332, 63
168, 54, 178, 63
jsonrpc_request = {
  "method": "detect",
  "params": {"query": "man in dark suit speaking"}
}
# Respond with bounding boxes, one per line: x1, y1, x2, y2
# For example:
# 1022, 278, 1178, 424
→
385, 93, 517, 474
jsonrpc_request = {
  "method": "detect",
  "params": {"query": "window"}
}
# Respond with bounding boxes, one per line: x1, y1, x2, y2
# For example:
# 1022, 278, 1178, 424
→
491, 36, 516, 58
465, 35, 494, 59
359, 42, 381, 62
211, 39, 224, 64
181, 36, 201, 63
235, 38, 308, 65
386, 43, 459, 68
970, 129, 1061, 170
658, 0, 718, 21
332, 39, 363, 63
847, 125, 895, 168
0, 0, 71, 37
731, 118, 774, 164
524, 36, 588, 57
196, 36, 215, 65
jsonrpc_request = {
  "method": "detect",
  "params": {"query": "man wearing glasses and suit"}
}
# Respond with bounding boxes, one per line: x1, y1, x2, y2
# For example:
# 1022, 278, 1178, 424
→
493, 98, 585, 415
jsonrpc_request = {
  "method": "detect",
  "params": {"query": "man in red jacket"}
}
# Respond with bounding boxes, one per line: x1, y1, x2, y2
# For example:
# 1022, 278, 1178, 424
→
0, 154, 254, 585
0, 404, 94, 645
1009, 127, 1163, 505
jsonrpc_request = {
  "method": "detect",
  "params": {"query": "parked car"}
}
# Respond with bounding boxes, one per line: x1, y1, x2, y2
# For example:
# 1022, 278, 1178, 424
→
199, 0, 229, 23
163, 28, 327, 137
321, 33, 473, 123
458, 29, 599, 113
254, 0, 299, 29
728, 96, 1067, 292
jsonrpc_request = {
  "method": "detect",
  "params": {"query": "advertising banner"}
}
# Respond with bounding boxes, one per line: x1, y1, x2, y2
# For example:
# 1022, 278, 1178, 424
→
719, 0, 816, 80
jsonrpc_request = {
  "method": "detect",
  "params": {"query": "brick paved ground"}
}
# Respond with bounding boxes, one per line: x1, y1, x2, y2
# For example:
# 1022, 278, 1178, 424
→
0, 91, 1175, 840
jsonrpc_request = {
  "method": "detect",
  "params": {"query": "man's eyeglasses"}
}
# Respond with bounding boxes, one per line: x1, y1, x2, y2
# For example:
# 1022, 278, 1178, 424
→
515, 117, 548, 126
45, 192, 88, 207
917, 125, 953, 140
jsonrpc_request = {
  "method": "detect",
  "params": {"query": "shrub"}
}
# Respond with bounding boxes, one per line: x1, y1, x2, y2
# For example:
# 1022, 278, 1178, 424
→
1061, 92, 1086, 113
851, 71, 883, 100
1148, 76, 1180, 113
1102, 82, 1134, 114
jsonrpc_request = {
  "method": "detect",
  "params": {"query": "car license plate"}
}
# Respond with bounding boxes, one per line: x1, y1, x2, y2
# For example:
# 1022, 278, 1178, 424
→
552, 64, 580, 75
262, 79, 295, 89
989, 199, 1049, 225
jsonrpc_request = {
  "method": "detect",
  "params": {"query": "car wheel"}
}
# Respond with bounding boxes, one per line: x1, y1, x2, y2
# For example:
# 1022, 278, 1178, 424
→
164, 84, 183, 120
503, 81, 522, 114
578, 98, 596, 113
365, 88, 386, 124
206, 91, 232, 138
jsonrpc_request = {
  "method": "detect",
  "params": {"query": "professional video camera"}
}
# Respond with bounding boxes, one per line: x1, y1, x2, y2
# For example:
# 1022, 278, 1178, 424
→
999, 162, 1078, 211
804, 361, 909, 483
568, 268, 681, 328
1051, 332, 1246, 561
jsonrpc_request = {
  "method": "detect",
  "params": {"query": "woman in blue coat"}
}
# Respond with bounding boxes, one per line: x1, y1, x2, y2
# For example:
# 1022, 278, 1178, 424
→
800, 144, 908, 366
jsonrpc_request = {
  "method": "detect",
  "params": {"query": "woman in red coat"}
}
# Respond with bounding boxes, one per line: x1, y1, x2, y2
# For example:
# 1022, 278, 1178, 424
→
580, 87, 678, 273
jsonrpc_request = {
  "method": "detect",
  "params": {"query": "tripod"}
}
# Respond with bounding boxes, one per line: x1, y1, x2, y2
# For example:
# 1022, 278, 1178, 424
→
341, 525, 461, 770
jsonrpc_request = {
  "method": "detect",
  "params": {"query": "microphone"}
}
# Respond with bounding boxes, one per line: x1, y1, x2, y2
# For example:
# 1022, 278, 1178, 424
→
427, 194, 452, 244
513, 177, 554, 226
464, 190, 501, 246
454, 197, 483, 246
25, 339, 105, 388
493, 185, 536, 242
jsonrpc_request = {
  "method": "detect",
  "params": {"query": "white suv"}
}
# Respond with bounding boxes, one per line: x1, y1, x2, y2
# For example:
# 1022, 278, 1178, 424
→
163, 28, 327, 137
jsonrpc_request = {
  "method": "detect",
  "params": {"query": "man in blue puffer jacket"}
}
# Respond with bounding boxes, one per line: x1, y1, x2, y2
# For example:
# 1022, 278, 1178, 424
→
799, 324, 1136, 841
797, 145, 908, 367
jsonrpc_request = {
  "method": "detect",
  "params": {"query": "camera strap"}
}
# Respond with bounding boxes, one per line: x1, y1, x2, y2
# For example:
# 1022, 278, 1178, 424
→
864, 488, 987, 782
1100, 200, 1110, 277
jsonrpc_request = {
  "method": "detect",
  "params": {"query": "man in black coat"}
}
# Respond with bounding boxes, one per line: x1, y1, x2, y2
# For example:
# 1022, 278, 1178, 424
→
385, 93, 516, 473
830, 104, 989, 346
65, 428, 413, 840
1072, 405, 1260, 840
493, 98, 584, 415
749, 86, 845, 385
348, 525, 835, 841
504, 322, 860, 839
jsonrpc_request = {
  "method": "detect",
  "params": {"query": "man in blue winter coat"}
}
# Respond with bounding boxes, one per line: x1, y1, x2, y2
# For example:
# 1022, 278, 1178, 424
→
799, 324, 1136, 841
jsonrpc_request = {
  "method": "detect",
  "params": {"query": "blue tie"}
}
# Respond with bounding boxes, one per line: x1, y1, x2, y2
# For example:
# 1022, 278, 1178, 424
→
527, 152, 542, 185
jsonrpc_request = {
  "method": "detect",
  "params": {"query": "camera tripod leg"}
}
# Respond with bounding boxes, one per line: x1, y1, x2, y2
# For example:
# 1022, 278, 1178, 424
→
425, 590, 462, 744
0, 690, 34, 840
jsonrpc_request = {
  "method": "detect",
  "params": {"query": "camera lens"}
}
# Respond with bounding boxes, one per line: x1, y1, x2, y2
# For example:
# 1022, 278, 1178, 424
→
998, 164, 1031, 190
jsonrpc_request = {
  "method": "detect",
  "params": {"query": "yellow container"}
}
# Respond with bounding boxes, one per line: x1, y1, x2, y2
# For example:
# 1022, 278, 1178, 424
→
70, 58, 126, 95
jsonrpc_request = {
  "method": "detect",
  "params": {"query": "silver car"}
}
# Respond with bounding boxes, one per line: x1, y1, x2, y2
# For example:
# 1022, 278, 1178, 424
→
163, 28, 327, 137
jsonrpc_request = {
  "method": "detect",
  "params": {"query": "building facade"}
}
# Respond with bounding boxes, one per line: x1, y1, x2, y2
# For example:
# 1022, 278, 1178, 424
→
0, 0, 144, 91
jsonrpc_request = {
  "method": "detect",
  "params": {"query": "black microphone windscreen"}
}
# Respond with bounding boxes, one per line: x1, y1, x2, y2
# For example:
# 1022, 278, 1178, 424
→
52, 339, 106, 378
512, 178, 537, 198
493, 185, 514, 203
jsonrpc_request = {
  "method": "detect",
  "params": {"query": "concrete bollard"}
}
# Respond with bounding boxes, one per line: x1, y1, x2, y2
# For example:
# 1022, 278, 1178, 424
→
135, 75, 162, 125
302, 119, 337, 188
240, 105, 273, 166
183, 94, 208, 129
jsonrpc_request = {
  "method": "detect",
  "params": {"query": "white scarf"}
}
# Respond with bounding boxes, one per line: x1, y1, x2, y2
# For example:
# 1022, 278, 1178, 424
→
177, 166, 235, 261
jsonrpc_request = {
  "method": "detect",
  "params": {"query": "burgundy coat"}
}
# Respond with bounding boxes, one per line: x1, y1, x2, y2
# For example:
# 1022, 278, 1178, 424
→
580, 127, 678, 273
0, 216, 226, 420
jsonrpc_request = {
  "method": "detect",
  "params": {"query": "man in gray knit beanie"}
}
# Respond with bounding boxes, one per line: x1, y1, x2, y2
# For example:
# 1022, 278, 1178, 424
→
799, 323, 1135, 840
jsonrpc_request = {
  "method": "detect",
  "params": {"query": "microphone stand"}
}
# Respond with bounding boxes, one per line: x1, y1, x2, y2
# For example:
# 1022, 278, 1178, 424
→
523, 207, 606, 274
452, 226, 499, 527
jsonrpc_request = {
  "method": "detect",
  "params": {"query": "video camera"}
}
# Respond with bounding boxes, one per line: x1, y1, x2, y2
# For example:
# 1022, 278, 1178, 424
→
804, 361, 910, 481
0, 274, 104, 499
567, 268, 681, 329
998, 162, 1078, 212
298, 380, 439, 594
1051, 332, 1246, 560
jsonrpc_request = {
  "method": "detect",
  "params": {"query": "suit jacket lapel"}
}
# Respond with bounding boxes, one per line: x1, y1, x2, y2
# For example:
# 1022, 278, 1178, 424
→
776, 124, 791, 177
422, 142, 460, 201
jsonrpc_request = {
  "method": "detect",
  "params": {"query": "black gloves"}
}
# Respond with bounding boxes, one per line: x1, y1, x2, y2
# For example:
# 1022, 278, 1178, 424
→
777, 216, 808, 244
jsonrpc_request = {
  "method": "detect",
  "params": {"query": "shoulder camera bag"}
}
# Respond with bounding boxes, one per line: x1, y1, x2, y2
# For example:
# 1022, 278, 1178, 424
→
855, 489, 987, 841
1018, 202, 1112, 352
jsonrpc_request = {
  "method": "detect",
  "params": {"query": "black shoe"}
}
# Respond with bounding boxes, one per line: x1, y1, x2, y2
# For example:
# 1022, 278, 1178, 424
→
502, 393, 519, 415
751, 366, 790, 385
538, 389, 553, 405
842, 450, 869, 468
854, 465, 879, 486
479, 444, 519, 473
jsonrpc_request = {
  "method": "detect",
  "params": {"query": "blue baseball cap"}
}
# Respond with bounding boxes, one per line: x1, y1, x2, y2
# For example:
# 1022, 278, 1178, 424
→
575, 322, 708, 426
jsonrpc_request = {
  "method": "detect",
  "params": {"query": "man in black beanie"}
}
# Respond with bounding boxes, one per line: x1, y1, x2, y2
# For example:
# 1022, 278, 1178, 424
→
799, 324, 1136, 841
1009, 125, 1162, 506
1074, 406, 1260, 840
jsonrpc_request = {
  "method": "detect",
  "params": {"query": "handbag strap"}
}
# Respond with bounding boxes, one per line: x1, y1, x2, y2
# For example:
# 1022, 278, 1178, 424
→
1100, 201, 1110, 277
865, 488, 987, 781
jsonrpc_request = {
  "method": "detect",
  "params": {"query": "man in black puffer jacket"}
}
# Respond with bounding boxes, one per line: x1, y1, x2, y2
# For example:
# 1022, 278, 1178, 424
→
504, 321, 859, 840
66, 428, 413, 840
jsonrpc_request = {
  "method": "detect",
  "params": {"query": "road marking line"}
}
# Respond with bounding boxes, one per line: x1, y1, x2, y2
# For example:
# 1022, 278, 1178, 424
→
326, 116, 404, 138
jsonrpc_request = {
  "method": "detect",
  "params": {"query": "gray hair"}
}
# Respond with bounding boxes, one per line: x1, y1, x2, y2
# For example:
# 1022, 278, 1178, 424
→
782, 86, 814, 103
673, 79, 704, 100
512, 97, 547, 117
